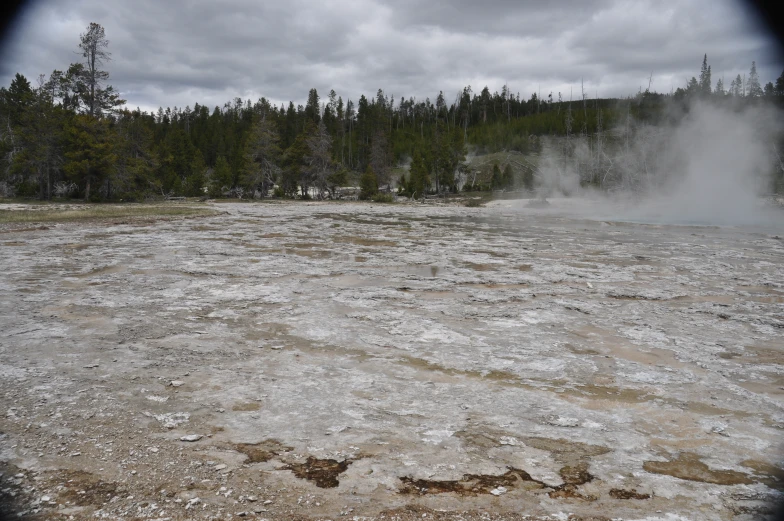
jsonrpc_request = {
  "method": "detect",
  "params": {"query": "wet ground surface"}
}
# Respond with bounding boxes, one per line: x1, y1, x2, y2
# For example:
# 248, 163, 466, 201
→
1, 200, 783, 520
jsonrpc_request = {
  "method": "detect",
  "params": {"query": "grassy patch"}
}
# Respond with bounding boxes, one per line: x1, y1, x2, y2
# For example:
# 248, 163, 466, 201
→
458, 191, 494, 207
0, 204, 218, 224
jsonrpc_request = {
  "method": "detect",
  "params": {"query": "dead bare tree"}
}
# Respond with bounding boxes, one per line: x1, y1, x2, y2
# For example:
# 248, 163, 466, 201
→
243, 113, 281, 197
304, 121, 336, 199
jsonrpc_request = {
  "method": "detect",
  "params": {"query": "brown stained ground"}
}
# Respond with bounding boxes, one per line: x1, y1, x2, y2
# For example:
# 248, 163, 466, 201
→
231, 401, 261, 411
378, 505, 612, 521
282, 457, 353, 488
463, 262, 498, 271
547, 463, 597, 501
396, 355, 521, 385
643, 452, 754, 485
741, 459, 784, 491
233, 439, 293, 463
521, 437, 611, 466
402, 429, 608, 498
399, 468, 546, 496
287, 248, 334, 258
400, 463, 598, 501
333, 236, 398, 247
56, 470, 125, 507
609, 488, 652, 500
471, 249, 509, 258
190, 225, 222, 231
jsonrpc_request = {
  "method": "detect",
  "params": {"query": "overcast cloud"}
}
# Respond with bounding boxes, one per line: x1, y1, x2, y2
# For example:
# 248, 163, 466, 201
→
0, 0, 781, 113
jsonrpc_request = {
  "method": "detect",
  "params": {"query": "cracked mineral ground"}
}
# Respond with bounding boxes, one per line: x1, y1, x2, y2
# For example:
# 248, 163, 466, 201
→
1, 200, 783, 520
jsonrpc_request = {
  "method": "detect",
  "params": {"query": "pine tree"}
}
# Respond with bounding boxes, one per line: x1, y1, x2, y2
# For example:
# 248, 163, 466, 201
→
282, 125, 311, 197
775, 70, 784, 97
304, 88, 320, 124
699, 54, 712, 95
209, 155, 232, 197
491, 162, 502, 189
4, 73, 34, 126
10, 76, 66, 199
715, 78, 725, 95
64, 114, 116, 200
304, 121, 335, 198
113, 111, 158, 199
359, 165, 378, 200
747, 61, 763, 97
74, 23, 125, 117
502, 164, 514, 189
731, 74, 743, 96
242, 114, 280, 196
408, 150, 429, 199
369, 129, 391, 189
686, 77, 699, 95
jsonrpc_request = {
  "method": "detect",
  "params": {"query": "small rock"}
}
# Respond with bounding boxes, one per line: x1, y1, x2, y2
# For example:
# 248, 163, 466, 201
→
247, 496, 258, 502
214, 464, 227, 471
69, 452, 81, 457
545, 415, 579, 427
170, 380, 185, 387
270, 346, 283, 350
41, 496, 51, 502
180, 434, 203, 442
83, 364, 99, 369
148, 447, 159, 453
586, 282, 593, 289
490, 486, 507, 496
263, 499, 273, 505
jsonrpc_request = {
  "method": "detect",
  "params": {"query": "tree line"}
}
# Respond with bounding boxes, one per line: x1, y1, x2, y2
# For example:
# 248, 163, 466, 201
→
2, 24, 783, 201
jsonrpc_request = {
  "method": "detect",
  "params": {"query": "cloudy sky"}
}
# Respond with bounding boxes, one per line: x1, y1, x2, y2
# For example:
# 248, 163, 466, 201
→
0, 0, 781, 113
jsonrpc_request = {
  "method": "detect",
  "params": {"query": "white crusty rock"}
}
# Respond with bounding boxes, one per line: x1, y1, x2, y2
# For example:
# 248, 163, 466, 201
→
544, 415, 579, 427
490, 486, 507, 496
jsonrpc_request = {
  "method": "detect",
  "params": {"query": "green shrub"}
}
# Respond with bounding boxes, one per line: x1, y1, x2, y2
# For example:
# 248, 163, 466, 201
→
359, 166, 378, 200
371, 192, 394, 203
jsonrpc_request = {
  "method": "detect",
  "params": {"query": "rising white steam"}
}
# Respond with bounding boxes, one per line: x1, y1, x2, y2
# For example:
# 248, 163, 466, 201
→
532, 101, 784, 228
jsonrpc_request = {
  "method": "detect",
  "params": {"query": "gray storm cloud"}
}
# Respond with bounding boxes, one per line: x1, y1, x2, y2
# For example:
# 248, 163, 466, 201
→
0, 0, 780, 112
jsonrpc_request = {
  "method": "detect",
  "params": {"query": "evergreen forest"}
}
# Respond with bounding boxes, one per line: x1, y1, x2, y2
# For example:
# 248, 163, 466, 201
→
2, 23, 784, 202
